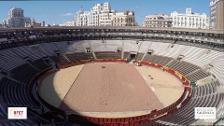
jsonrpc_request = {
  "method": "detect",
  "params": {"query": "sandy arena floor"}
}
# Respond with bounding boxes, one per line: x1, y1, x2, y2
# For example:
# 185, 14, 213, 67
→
39, 62, 184, 118
39, 65, 84, 107
135, 65, 184, 107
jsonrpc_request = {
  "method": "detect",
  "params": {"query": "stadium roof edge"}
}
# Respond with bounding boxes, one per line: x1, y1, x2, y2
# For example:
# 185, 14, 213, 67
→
0, 26, 223, 34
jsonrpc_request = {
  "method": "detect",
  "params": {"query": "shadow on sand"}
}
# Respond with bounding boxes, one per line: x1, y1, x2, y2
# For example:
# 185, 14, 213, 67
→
36, 68, 98, 126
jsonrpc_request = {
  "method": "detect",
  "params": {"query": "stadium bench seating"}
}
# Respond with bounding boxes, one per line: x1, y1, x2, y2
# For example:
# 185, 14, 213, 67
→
66, 52, 94, 61
0, 40, 223, 125
95, 52, 121, 59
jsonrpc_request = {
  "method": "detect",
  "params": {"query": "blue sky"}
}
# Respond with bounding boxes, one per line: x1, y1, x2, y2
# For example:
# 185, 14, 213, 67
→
0, 0, 210, 25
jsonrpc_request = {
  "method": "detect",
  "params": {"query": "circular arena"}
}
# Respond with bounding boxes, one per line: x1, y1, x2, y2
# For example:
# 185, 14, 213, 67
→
0, 27, 223, 126
39, 62, 183, 118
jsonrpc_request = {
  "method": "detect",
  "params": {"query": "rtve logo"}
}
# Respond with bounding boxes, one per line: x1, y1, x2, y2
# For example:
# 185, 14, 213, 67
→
7, 107, 27, 120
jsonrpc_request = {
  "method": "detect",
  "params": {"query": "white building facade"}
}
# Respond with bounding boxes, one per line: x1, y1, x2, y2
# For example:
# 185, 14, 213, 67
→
143, 14, 172, 28
4, 8, 31, 28
59, 21, 75, 26
74, 2, 135, 27
112, 11, 135, 26
171, 8, 209, 29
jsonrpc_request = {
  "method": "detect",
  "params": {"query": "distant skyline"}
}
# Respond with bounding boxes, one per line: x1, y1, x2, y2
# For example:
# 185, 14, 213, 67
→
0, 0, 210, 25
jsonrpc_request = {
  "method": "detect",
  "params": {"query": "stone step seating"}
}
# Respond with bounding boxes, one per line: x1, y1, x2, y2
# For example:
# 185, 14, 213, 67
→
155, 82, 222, 125
66, 52, 94, 61
143, 54, 173, 66
167, 60, 200, 75
186, 69, 210, 82
95, 52, 121, 59
0, 78, 39, 107
10, 64, 40, 84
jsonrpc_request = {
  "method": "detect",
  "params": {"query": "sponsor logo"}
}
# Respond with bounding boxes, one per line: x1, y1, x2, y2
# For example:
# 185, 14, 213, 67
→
195, 107, 216, 119
8, 107, 27, 120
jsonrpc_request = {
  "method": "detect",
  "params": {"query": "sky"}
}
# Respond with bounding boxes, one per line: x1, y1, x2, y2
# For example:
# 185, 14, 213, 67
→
0, 0, 210, 25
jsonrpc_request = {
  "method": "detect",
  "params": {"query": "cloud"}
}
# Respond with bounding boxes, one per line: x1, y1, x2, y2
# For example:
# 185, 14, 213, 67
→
62, 12, 73, 16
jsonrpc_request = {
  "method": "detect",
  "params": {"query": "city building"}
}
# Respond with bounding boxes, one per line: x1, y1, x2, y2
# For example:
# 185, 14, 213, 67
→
171, 8, 209, 29
74, 2, 135, 27
112, 11, 135, 26
143, 14, 172, 28
59, 21, 75, 26
4, 8, 31, 28
75, 10, 89, 26
30, 19, 42, 27
210, 0, 224, 30
42, 21, 46, 27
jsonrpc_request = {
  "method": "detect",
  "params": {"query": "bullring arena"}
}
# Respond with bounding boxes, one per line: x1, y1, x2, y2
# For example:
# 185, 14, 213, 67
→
0, 27, 223, 126
39, 62, 183, 118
